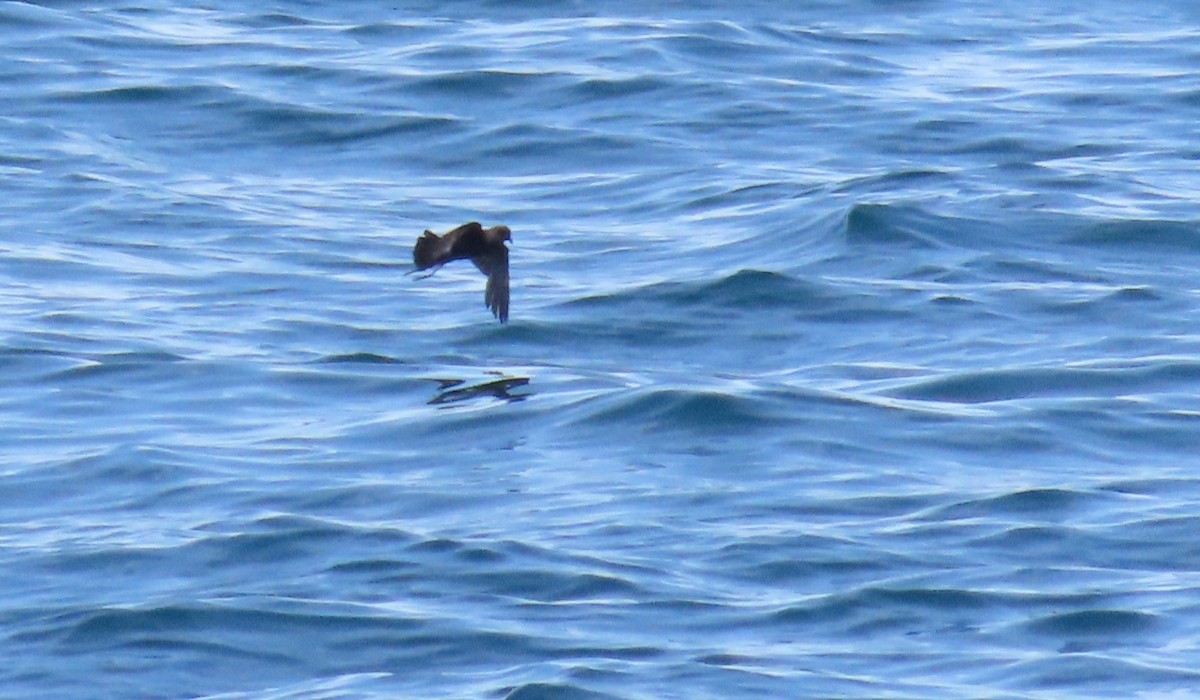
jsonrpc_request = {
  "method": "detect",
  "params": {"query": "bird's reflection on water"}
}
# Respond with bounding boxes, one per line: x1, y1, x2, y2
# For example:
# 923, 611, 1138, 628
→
428, 374, 530, 406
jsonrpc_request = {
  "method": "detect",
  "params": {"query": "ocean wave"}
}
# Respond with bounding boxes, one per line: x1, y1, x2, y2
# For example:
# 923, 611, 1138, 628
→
574, 386, 789, 432
566, 269, 838, 316
843, 203, 971, 248
660, 269, 835, 309
999, 652, 1200, 690
49, 351, 187, 382
502, 683, 624, 700
889, 359, 1200, 405
53, 84, 226, 106
1024, 609, 1159, 641
1063, 219, 1200, 253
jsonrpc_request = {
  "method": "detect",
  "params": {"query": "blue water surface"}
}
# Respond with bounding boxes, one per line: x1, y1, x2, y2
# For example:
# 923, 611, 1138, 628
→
3, 1, 1200, 698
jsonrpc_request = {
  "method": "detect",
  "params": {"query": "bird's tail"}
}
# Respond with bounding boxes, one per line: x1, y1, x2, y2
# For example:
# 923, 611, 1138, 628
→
413, 230, 441, 271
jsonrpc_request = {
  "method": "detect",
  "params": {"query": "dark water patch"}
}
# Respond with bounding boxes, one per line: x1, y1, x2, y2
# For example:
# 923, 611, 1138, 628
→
0, 1, 71, 29
965, 254, 1107, 284
0, 445, 192, 515
407, 537, 464, 555
1106, 286, 1163, 303
946, 135, 1046, 159
57, 77, 464, 155
577, 387, 788, 433
695, 652, 757, 667
456, 544, 507, 565
1032, 168, 1111, 195
1113, 514, 1200, 548
703, 98, 799, 131
770, 584, 1003, 632
965, 525, 1146, 570
658, 24, 781, 69
476, 124, 649, 167
313, 352, 401, 364
239, 105, 462, 147
890, 367, 1071, 404
571, 75, 673, 100
41, 356, 244, 425
36, 545, 175, 586
928, 293, 975, 309
401, 41, 493, 67
1063, 219, 1200, 253
62, 601, 410, 651
46, 353, 227, 394
1030, 284, 1166, 320
288, 484, 430, 519
516, 316, 710, 351
833, 168, 957, 196
863, 586, 997, 612
563, 269, 899, 331
184, 515, 415, 572
843, 203, 969, 248
1056, 89, 1141, 110
679, 179, 810, 216
1172, 87, 1200, 107
1024, 609, 1159, 641
1007, 656, 1200, 692
787, 493, 943, 521
0, 347, 87, 381
56, 443, 200, 489
1101, 477, 1200, 497
473, 570, 642, 603
408, 70, 559, 100
714, 540, 900, 586
230, 12, 321, 29
270, 366, 421, 402
503, 682, 622, 700
889, 360, 1200, 405
929, 488, 1100, 523
341, 21, 427, 41
663, 269, 836, 310
326, 558, 416, 576
66, 29, 211, 54
200, 528, 353, 568
53, 83, 227, 106
976, 488, 1092, 515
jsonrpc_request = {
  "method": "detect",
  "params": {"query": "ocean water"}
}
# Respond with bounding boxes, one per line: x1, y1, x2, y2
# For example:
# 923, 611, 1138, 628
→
3, 1, 1200, 697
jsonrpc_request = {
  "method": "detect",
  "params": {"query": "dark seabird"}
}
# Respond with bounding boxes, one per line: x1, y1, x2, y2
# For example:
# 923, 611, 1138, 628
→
412, 222, 511, 323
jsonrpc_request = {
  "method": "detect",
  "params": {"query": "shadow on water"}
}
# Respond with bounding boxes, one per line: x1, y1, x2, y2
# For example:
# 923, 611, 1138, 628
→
428, 374, 531, 406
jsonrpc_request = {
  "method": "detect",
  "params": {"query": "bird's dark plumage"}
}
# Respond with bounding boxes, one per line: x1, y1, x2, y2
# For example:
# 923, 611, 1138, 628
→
412, 222, 511, 323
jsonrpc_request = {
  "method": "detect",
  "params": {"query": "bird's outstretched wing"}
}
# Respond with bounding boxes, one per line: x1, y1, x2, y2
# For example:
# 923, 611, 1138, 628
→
413, 230, 448, 271
413, 222, 484, 271
472, 246, 509, 323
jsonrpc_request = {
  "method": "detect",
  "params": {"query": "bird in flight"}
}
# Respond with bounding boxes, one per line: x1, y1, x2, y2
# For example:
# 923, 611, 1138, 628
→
412, 222, 511, 323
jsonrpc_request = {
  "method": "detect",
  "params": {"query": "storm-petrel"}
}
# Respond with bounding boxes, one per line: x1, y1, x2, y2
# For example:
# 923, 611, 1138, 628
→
412, 222, 511, 323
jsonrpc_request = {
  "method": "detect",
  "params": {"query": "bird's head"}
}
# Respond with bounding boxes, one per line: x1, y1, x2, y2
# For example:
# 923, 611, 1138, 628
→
488, 225, 512, 244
